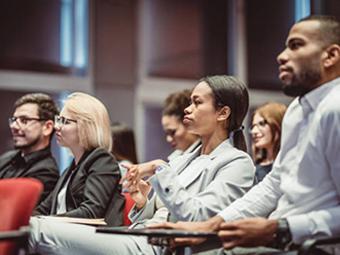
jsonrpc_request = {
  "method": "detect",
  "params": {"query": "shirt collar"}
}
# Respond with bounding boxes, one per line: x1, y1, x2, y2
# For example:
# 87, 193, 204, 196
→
69, 149, 94, 169
299, 77, 340, 111
183, 139, 201, 154
22, 146, 51, 164
207, 138, 233, 160
176, 138, 232, 164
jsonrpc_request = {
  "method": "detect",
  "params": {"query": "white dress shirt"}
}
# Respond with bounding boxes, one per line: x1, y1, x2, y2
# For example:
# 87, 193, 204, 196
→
218, 77, 340, 244
56, 175, 72, 214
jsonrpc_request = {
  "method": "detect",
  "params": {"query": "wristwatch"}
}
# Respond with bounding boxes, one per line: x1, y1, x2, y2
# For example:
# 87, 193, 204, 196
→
274, 218, 292, 250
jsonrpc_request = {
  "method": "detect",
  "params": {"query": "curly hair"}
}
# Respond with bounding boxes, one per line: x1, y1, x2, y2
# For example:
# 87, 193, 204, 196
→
162, 89, 192, 121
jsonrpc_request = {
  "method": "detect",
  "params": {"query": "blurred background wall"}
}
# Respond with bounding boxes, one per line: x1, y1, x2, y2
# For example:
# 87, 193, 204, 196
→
0, 0, 339, 168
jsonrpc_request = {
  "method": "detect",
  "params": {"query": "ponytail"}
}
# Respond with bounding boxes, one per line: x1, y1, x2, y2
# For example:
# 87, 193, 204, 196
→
200, 75, 249, 152
230, 126, 247, 152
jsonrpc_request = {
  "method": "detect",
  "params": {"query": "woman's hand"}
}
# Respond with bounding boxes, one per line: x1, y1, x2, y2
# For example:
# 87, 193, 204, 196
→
120, 159, 166, 209
127, 179, 151, 209
121, 159, 166, 186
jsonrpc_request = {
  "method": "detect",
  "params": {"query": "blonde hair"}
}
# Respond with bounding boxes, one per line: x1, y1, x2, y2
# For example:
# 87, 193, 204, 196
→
252, 102, 287, 164
64, 92, 112, 152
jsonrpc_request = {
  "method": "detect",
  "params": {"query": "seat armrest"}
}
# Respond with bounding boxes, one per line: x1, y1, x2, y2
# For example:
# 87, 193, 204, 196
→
299, 236, 340, 255
0, 226, 30, 242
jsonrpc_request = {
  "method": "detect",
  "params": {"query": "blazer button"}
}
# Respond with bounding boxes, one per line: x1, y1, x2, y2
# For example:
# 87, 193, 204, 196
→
165, 187, 170, 193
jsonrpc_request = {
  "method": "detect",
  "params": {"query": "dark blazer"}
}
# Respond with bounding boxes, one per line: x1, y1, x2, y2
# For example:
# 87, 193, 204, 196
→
0, 147, 59, 203
34, 148, 124, 226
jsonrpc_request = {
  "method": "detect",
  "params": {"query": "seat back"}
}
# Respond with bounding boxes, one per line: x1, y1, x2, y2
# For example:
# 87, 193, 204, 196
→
0, 178, 43, 255
123, 193, 135, 226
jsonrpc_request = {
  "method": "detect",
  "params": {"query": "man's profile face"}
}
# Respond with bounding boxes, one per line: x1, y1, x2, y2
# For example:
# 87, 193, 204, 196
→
277, 20, 325, 97
10, 103, 45, 154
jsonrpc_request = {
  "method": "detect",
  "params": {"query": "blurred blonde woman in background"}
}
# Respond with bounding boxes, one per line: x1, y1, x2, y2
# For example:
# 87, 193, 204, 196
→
32, 92, 123, 225
250, 102, 287, 182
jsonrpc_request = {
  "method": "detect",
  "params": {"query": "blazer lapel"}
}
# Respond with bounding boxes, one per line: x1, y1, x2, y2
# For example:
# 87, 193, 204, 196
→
177, 139, 233, 188
171, 147, 200, 176
180, 159, 211, 188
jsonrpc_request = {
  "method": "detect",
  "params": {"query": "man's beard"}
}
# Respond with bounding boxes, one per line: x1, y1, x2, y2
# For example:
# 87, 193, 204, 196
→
14, 136, 41, 152
282, 65, 321, 98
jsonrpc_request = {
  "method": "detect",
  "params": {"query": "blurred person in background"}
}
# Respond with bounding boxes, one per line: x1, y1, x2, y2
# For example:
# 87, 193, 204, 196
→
111, 122, 138, 176
162, 89, 200, 161
250, 102, 287, 182
0, 93, 59, 203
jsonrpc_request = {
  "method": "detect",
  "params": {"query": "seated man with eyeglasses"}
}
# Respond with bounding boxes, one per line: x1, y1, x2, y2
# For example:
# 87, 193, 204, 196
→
0, 93, 60, 203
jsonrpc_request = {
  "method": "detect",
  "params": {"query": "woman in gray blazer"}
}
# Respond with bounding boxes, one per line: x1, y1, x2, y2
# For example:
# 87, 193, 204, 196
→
29, 75, 255, 255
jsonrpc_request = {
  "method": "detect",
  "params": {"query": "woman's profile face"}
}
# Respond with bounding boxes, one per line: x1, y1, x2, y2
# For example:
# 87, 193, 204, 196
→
54, 107, 80, 150
183, 82, 220, 136
251, 113, 273, 150
161, 115, 196, 151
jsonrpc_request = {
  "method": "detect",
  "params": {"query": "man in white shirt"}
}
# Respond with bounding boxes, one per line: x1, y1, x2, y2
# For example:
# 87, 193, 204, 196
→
153, 15, 340, 254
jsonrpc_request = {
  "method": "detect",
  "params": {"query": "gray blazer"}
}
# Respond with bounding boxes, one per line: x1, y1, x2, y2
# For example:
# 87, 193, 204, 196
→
129, 139, 255, 226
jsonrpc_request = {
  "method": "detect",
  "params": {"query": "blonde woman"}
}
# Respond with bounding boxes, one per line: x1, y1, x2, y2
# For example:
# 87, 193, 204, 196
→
33, 92, 123, 224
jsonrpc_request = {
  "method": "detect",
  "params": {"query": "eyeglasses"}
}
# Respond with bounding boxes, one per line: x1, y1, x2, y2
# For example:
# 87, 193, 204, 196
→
249, 120, 268, 133
54, 115, 77, 126
8, 116, 46, 127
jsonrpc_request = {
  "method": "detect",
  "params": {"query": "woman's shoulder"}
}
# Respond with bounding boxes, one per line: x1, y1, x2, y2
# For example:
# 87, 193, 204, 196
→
77, 148, 120, 175
213, 140, 251, 159
81, 148, 116, 166
87, 147, 112, 157
212, 143, 254, 168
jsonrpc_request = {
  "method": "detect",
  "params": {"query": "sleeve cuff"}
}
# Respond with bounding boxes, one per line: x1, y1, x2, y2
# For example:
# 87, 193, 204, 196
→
128, 202, 147, 222
218, 206, 244, 222
286, 215, 312, 244
128, 196, 153, 222
149, 164, 175, 193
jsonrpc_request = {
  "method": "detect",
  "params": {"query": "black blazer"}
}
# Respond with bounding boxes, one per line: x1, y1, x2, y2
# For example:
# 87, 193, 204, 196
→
34, 148, 124, 226
0, 147, 59, 203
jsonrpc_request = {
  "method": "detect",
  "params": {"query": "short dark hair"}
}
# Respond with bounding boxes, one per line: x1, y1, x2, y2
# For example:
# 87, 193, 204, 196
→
14, 93, 59, 122
299, 15, 340, 46
162, 89, 192, 121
